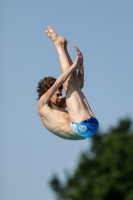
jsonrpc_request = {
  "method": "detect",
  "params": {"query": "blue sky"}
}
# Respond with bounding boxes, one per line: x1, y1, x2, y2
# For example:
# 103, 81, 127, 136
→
1, 1, 133, 200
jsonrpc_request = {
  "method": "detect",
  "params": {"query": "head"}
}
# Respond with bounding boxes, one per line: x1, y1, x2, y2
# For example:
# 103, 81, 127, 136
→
50, 89, 63, 107
36, 76, 63, 105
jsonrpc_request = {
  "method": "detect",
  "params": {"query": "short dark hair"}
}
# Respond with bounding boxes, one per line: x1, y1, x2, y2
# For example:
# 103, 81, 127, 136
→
36, 76, 63, 100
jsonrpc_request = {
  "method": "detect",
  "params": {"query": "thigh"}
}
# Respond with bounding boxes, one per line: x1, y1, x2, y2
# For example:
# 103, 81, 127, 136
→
65, 75, 92, 122
73, 71, 95, 117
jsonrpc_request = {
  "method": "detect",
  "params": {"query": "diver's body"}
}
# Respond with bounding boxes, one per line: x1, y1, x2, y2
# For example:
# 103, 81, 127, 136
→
37, 26, 99, 140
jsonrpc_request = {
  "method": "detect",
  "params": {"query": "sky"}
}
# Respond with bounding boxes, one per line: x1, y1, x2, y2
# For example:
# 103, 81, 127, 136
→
1, 0, 133, 200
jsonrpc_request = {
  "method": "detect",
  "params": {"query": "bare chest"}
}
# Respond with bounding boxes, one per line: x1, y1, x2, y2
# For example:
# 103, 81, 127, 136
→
38, 105, 85, 140
49, 107, 70, 128
40, 105, 70, 133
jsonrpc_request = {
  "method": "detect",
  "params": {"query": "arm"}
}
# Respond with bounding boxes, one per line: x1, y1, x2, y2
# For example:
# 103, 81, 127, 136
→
38, 56, 83, 110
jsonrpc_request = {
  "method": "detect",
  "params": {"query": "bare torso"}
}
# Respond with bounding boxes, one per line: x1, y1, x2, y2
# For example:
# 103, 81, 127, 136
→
38, 102, 85, 140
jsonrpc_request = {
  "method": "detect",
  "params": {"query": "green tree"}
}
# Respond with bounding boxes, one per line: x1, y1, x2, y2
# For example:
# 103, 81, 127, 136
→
49, 118, 133, 200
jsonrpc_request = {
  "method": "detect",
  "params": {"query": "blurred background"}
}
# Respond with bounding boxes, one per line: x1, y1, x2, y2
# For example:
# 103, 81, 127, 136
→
1, 1, 133, 200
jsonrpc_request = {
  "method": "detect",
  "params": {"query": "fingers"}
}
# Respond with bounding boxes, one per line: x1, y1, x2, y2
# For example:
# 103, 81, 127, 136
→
45, 30, 51, 38
77, 54, 83, 65
73, 44, 80, 54
77, 57, 85, 70
73, 55, 84, 72
73, 44, 79, 51
73, 45, 83, 68
73, 44, 83, 58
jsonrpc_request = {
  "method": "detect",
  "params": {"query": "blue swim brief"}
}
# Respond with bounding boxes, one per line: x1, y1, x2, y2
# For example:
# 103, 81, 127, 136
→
70, 116, 99, 138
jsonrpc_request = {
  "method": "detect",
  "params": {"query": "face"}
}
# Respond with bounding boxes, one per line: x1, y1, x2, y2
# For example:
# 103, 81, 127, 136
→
50, 89, 62, 107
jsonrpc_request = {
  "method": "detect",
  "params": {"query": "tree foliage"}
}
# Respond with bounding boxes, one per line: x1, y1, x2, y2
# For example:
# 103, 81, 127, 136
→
49, 118, 133, 200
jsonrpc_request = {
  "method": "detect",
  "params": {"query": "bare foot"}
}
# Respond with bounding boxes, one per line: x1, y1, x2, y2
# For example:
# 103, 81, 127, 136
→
45, 26, 67, 45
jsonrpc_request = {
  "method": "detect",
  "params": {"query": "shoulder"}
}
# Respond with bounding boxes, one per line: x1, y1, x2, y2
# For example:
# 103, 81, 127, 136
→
38, 100, 52, 117
38, 95, 47, 111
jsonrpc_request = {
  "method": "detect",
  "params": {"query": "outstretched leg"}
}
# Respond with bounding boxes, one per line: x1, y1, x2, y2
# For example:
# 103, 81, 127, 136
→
45, 26, 95, 122
45, 26, 69, 74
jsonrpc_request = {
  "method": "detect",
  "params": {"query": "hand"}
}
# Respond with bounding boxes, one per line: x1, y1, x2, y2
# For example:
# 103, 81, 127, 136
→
72, 55, 84, 71
73, 44, 83, 66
